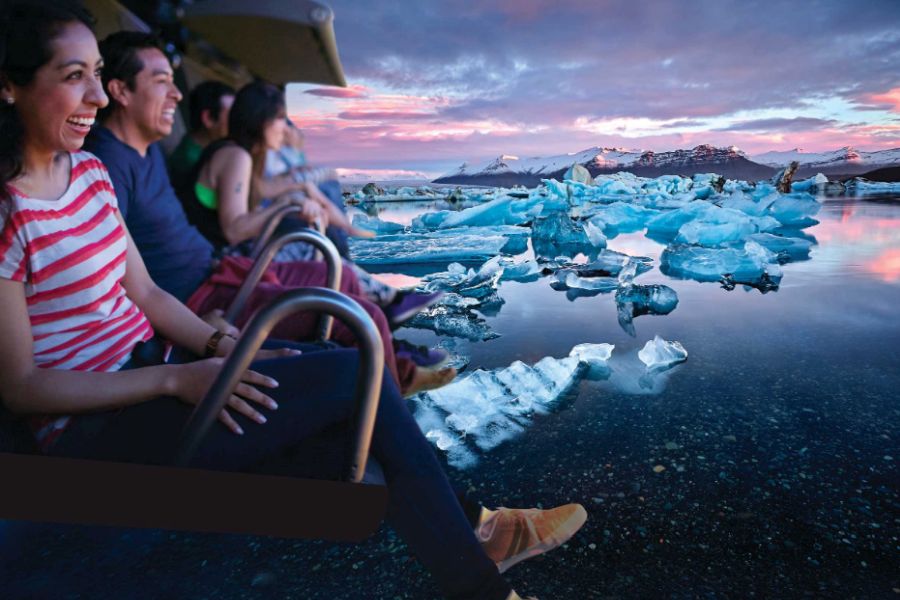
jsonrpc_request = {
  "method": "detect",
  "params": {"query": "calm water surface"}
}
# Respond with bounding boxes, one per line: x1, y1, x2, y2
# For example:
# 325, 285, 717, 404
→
2, 195, 898, 599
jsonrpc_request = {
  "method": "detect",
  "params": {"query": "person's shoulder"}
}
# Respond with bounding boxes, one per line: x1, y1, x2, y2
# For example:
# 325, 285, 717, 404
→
84, 127, 135, 170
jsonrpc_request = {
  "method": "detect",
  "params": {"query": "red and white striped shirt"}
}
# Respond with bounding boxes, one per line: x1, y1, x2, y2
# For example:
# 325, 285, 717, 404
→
0, 151, 154, 446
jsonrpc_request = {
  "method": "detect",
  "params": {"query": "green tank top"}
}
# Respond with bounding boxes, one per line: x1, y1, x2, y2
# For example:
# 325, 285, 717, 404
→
194, 181, 218, 210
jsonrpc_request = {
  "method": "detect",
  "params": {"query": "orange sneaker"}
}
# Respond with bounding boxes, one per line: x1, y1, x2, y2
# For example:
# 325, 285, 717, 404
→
478, 504, 587, 574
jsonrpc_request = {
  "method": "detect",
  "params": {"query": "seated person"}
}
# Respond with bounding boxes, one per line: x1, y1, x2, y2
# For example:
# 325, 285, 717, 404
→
168, 80, 235, 193
188, 82, 425, 328
84, 32, 451, 395
0, 6, 586, 599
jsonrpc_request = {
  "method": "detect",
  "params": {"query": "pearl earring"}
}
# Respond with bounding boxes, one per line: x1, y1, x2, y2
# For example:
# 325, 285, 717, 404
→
4, 97, 12, 105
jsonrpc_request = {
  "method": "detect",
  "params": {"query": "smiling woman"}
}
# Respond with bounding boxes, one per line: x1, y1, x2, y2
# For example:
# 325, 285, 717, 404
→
0, 1, 103, 202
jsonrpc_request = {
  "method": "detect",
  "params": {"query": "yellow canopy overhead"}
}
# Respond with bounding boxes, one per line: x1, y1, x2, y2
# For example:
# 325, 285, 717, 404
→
180, 0, 347, 87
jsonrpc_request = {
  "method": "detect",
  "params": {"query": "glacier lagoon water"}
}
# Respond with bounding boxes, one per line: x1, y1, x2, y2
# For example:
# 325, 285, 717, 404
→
3, 192, 898, 598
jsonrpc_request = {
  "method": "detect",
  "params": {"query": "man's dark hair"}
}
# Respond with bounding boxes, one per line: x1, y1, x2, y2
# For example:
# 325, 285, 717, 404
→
0, 0, 95, 201
97, 30, 164, 121
188, 80, 235, 132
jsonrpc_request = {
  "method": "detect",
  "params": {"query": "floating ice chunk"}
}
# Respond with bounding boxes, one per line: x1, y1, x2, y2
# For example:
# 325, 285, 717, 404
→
718, 190, 778, 217
791, 173, 829, 193
615, 284, 679, 336
661, 240, 782, 283
434, 197, 538, 230
564, 163, 594, 185
847, 179, 900, 193
403, 296, 499, 341
421, 256, 504, 298
747, 232, 814, 262
532, 211, 590, 245
570, 343, 615, 366
499, 258, 544, 282
351, 214, 406, 234
349, 226, 529, 265
767, 194, 821, 227
675, 217, 755, 247
585, 202, 660, 237
554, 270, 619, 292
639, 336, 687, 371
582, 220, 608, 246
646, 202, 720, 239
575, 250, 654, 278
414, 350, 586, 467
616, 284, 679, 313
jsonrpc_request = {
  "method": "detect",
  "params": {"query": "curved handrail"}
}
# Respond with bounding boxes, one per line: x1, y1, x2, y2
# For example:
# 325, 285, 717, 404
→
176, 288, 384, 484
250, 205, 303, 260
224, 229, 342, 340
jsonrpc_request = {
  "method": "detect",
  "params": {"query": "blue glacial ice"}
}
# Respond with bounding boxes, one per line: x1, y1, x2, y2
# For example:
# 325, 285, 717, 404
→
411, 196, 542, 231
553, 270, 620, 293
351, 214, 406, 234
767, 193, 821, 227
413, 344, 614, 468
584, 202, 661, 238
420, 257, 505, 298
615, 284, 679, 336
747, 232, 814, 262
790, 173, 829, 193
639, 335, 688, 371
349, 225, 529, 265
847, 179, 900, 194
661, 240, 783, 284
574, 250, 654, 278
404, 298, 500, 342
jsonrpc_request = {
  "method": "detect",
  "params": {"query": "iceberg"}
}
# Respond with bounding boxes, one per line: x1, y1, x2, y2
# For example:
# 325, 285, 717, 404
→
615, 284, 679, 336
531, 211, 593, 245
411, 197, 541, 231
585, 202, 661, 237
552, 270, 619, 293
747, 232, 814, 262
638, 336, 688, 371
420, 257, 504, 298
767, 193, 821, 227
646, 202, 720, 239
660, 240, 783, 284
570, 343, 615, 367
847, 179, 900, 194
349, 225, 529, 265
403, 293, 500, 341
790, 173, 829, 193
413, 344, 613, 468
575, 250, 654, 278
351, 214, 406, 234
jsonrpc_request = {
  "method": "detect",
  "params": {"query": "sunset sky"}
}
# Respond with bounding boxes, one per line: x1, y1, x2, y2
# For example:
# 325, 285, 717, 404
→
285, 0, 900, 178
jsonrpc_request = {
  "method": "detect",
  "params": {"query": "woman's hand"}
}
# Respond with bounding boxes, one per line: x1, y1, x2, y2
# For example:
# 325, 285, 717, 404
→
200, 308, 241, 337
169, 359, 279, 435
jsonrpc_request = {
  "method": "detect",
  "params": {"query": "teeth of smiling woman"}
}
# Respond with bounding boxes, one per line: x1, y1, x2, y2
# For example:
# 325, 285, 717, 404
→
67, 117, 95, 127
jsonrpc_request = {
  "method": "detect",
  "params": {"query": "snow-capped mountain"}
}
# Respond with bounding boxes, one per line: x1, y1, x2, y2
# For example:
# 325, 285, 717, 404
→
435, 145, 774, 185
750, 147, 900, 176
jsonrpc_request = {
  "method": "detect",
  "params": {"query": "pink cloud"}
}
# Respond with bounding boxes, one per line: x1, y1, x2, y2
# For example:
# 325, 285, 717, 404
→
856, 87, 900, 113
337, 111, 435, 120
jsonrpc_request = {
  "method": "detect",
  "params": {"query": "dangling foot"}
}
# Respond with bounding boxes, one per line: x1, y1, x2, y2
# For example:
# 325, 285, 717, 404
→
478, 504, 587, 574
403, 366, 457, 397
383, 290, 444, 329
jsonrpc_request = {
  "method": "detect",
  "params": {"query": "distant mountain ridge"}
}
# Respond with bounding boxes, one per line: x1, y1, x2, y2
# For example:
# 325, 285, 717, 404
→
749, 147, 900, 177
433, 144, 900, 185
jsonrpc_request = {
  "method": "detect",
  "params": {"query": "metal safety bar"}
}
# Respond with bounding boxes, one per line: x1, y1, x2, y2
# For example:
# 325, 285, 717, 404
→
176, 288, 384, 484
250, 205, 305, 260
224, 228, 342, 340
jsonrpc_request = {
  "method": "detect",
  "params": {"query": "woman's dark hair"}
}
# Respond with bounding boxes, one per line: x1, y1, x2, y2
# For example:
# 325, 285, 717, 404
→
228, 81, 286, 154
0, 0, 94, 200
